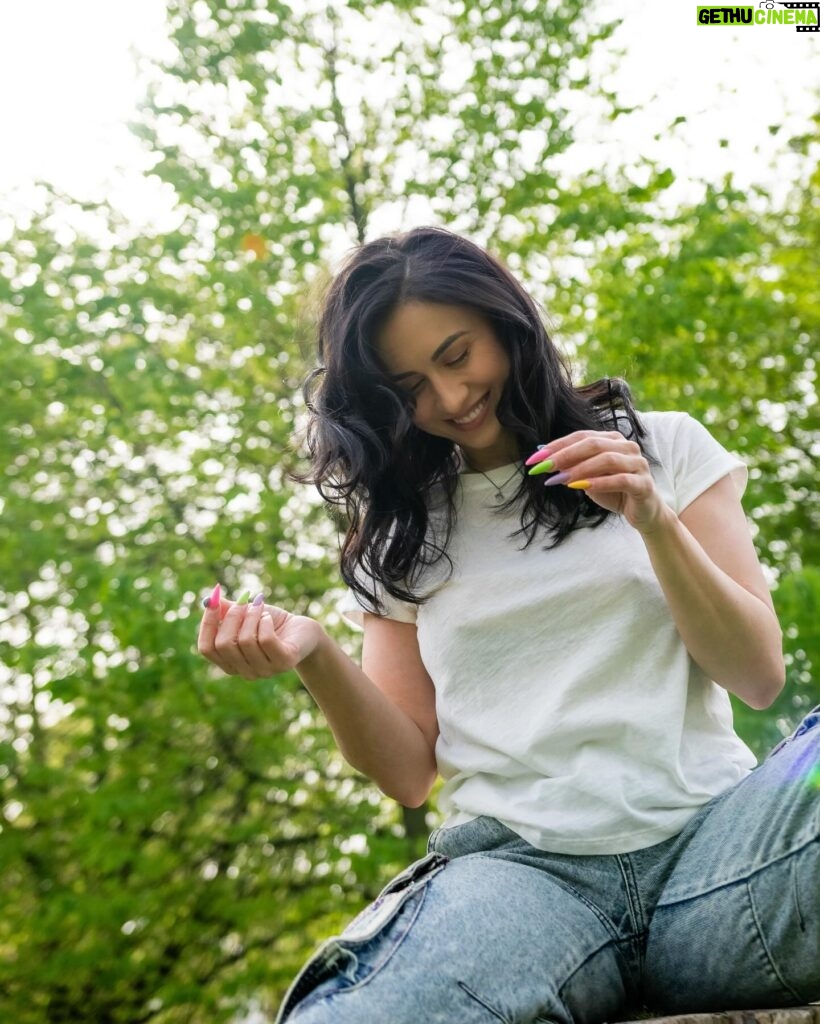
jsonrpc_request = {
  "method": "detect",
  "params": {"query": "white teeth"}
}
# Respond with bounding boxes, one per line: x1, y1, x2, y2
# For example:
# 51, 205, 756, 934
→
453, 394, 489, 425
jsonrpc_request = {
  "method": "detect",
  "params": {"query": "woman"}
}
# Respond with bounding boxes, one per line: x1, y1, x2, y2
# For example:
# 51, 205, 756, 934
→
197, 227, 818, 1022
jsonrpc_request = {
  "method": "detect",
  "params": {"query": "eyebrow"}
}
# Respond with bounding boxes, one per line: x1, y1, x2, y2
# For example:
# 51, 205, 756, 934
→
388, 331, 469, 382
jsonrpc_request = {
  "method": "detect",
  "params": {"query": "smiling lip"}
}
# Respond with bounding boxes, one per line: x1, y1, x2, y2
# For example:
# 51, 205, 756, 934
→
449, 392, 490, 430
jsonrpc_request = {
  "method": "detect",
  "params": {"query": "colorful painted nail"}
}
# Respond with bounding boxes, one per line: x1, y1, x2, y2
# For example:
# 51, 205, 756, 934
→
525, 449, 553, 466
236, 589, 250, 604
527, 458, 555, 476
204, 582, 221, 608
567, 480, 591, 490
543, 472, 571, 487
252, 592, 264, 607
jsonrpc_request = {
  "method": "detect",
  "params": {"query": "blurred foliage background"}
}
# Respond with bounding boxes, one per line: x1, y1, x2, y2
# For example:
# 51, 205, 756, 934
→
0, 0, 817, 1020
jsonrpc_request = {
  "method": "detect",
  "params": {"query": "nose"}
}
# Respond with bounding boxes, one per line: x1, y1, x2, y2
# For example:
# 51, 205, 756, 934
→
430, 378, 470, 418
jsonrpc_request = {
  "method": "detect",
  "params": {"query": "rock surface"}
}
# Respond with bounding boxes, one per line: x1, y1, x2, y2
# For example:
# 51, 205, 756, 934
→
621, 1010, 820, 1024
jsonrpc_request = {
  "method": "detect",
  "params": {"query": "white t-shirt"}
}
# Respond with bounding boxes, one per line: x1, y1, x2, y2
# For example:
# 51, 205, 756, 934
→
338, 411, 757, 854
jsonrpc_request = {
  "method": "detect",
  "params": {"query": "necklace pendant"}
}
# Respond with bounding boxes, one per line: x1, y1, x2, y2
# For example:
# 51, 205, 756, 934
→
466, 458, 522, 501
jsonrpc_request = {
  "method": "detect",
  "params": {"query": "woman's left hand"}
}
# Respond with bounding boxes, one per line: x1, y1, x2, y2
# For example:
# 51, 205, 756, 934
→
527, 430, 669, 535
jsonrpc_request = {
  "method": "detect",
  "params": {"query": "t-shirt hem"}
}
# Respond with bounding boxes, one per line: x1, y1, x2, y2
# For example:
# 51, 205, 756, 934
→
441, 810, 702, 855
676, 457, 747, 514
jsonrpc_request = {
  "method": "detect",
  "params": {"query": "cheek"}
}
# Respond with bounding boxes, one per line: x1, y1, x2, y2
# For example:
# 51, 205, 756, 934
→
409, 394, 432, 425
492, 348, 511, 384
411, 395, 451, 432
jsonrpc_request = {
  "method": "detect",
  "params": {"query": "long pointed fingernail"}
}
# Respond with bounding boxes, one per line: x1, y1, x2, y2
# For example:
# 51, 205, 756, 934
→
203, 582, 221, 608
567, 480, 591, 490
525, 449, 553, 466
252, 592, 264, 607
236, 589, 250, 604
543, 472, 571, 487
528, 459, 555, 476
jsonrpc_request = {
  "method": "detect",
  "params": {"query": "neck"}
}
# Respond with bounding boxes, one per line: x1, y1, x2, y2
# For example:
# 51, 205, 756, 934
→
459, 443, 520, 474
467, 462, 513, 475
462, 453, 518, 473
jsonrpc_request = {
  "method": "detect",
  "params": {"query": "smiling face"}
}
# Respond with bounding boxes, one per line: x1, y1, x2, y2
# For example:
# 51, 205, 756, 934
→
376, 301, 519, 472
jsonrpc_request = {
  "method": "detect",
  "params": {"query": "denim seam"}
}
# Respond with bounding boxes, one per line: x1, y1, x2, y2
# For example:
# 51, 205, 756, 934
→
330, 882, 430, 995
456, 980, 510, 1023
275, 939, 344, 1024
658, 830, 819, 906
495, 863, 620, 942
746, 878, 805, 1003
278, 881, 433, 1021
616, 854, 649, 992
616, 854, 647, 933
790, 858, 806, 932
557, 935, 622, 1008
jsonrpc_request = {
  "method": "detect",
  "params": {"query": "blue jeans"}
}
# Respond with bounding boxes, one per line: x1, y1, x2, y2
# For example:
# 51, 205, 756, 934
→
276, 707, 820, 1023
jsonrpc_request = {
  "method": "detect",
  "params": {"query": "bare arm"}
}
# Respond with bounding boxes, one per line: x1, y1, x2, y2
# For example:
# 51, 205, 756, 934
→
197, 593, 438, 807
532, 429, 786, 710
641, 475, 785, 709
296, 617, 438, 807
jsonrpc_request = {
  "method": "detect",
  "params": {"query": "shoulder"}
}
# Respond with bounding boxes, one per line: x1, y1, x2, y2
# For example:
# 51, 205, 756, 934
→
635, 409, 690, 444
635, 410, 728, 461
636, 409, 748, 513
612, 408, 687, 446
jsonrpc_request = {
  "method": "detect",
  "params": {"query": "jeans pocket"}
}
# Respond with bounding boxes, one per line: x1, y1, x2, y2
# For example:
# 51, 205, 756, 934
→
342, 851, 448, 941
748, 846, 820, 1003
426, 826, 442, 854
766, 703, 820, 760
275, 852, 448, 1023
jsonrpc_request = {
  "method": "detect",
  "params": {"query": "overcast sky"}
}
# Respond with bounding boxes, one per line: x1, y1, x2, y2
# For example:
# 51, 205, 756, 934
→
0, 0, 817, 226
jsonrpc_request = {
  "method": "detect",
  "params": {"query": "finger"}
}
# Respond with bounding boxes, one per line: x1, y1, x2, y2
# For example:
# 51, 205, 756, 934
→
559, 451, 647, 484
571, 470, 656, 498
528, 430, 629, 461
257, 611, 292, 668
557, 435, 639, 466
531, 429, 598, 456
574, 474, 629, 491
529, 435, 638, 477
235, 601, 277, 675
260, 602, 288, 627
236, 600, 263, 642
198, 584, 224, 653
199, 603, 245, 676
213, 602, 254, 675
526, 433, 597, 474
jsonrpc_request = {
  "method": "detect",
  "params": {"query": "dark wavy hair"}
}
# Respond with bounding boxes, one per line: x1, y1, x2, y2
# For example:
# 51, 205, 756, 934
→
291, 226, 651, 615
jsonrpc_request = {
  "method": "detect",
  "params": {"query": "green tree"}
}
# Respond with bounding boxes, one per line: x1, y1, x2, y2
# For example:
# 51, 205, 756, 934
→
0, 1, 635, 1019
565, 124, 820, 753
0, 199, 405, 1022
2, 0, 816, 1014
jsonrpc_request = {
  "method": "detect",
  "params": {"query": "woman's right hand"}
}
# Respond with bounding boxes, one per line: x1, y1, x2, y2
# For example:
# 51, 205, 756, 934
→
197, 586, 324, 680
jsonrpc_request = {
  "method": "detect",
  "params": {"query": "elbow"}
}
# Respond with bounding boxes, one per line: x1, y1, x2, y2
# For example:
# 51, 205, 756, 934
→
387, 767, 437, 809
745, 658, 787, 711
399, 791, 430, 809
746, 689, 779, 711
739, 613, 786, 710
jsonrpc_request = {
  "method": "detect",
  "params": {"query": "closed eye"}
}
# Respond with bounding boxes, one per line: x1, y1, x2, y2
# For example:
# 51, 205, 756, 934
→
446, 350, 469, 367
408, 349, 469, 394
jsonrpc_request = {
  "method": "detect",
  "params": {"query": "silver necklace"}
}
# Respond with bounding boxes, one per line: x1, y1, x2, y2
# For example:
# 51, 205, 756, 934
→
469, 462, 523, 500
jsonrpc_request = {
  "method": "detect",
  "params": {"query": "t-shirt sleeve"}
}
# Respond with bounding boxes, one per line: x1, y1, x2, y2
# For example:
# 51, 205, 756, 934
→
650, 411, 748, 514
337, 573, 418, 630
